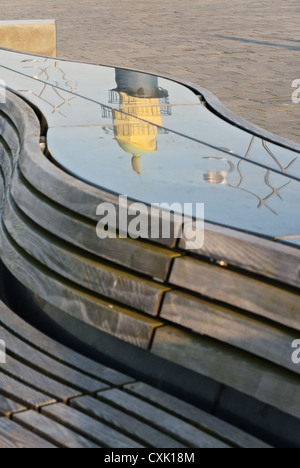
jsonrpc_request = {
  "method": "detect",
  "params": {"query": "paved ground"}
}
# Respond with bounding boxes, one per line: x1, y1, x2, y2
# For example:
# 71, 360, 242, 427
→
0, 0, 299, 142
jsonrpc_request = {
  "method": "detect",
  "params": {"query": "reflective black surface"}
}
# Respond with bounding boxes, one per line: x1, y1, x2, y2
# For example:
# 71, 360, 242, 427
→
0, 49, 299, 244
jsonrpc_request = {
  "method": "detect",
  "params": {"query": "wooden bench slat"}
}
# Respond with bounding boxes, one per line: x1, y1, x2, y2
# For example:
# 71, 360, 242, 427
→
0, 326, 109, 394
0, 223, 163, 350
0, 417, 56, 448
0, 301, 131, 386
4, 195, 169, 316
0, 115, 21, 159
151, 327, 300, 419
124, 382, 271, 448
170, 257, 300, 330
41, 403, 144, 448
13, 410, 100, 448
97, 388, 230, 448
71, 395, 185, 449
180, 222, 300, 288
0, 372, 56, 409
11, 170, 179, 281
3, 355, 82, 401
161, 291, 299, 374
0, 395, 26, 417
0, 142, 13, 184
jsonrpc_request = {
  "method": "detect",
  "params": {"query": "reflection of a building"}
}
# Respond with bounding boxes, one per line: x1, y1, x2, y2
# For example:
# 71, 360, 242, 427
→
102, 69, 171, 174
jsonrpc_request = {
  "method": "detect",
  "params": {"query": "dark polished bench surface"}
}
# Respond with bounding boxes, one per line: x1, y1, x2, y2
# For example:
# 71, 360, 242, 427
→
0, 48, 299, 448
0, 48, 299, 242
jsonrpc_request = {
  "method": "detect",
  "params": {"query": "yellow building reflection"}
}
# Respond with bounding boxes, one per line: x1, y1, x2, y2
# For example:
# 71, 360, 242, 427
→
107, 69, 170, 174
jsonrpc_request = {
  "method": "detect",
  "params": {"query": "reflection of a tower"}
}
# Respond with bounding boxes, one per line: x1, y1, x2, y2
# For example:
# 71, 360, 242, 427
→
103, 70, 171, 174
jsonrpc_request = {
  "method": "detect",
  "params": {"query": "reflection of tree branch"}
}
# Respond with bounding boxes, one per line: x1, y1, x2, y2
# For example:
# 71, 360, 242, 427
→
264, 170, 291, 200
21, 59, 78, 117
238, 186, 278, 215
262, 140, 297, 172
245, 135, 255, 158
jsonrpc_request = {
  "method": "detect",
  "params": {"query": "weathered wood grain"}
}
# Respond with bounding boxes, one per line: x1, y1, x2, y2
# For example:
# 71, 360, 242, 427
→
13, 410, 100, 448
0, 141, 13, 187
41, 403, 144, 448
151, 327, 300, 419
124, 382, 271, 448
170, 257, 300, 330
0, 417, 56, 448
0, 395, 26, 417
4, 195, 169, 316
3, 354, 81, 401
0, 371, 56, 409
11, 169, 179, 281
0, 223, 163, 350
97, 388, 230, 448
0, 112, 21, 159
0, 300, 132, 386
0, 89, 42, 146
0, 169, 5, 210
71, 395, 185, 448
0, 325, 109, 394
180, 222, 300, 288
161, 291, 299, 374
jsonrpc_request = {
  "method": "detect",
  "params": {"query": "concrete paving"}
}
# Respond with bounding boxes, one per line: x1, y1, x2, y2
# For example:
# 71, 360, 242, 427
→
0, 0, 299, 142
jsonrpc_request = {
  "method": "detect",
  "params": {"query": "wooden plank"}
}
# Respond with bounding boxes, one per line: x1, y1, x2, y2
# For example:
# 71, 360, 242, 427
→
216, 387, 300, 448
0, 301, 132, 386
0, 325, 109, 394
0, 417, 56, 448
4, 195, 169, 316
0, 224, 163, 350
71, 395, 185, 448
151, 327, 300, 419
0, 371, 56, 409
161, 291, 299, 374
0, 141, 13, 185
11, 169, 179, 281
13, 410, 100, 448
97, 389, 230, 448
0, 113, 21, 160
3, 354, 82, 401
180, 222, 300, 288
0, 168, 5, 208
0, 395, 26, 417
41, 403, 144, 448
170, 257, 300, 330
124, 382, 271, 448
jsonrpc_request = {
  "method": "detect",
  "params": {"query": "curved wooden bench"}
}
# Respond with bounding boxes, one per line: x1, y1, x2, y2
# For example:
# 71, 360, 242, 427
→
0, 48, 299, 447
0, 300, 270, 448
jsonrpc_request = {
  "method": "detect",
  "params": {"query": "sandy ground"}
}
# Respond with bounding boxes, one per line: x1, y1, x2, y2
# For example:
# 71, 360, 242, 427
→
0, 0, 299, 142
